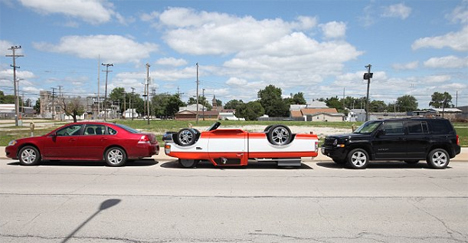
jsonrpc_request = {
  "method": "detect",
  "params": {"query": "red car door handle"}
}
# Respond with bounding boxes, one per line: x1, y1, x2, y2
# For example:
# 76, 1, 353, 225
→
101, 138, 108, 141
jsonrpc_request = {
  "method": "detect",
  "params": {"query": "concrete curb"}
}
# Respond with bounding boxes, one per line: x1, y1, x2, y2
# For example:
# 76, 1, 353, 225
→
1, 146, 467, 162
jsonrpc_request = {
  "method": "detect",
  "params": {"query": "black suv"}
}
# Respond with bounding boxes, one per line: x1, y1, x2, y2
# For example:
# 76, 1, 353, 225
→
321, 118, 461, 169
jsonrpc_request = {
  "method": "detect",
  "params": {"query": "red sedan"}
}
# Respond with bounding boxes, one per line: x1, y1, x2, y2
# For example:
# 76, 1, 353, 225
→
5, 122, 159, 166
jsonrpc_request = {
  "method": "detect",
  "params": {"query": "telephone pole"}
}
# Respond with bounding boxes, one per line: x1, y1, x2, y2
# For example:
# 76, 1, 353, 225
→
6, 46, 23, 126
196, 63, 199, 124
146, 63, 151, 125
202, 88, 205, 121
102, 63, 113, 120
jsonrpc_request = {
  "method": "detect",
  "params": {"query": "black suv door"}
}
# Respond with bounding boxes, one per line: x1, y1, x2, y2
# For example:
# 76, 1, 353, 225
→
405, 120, 430, 159
372, 120, 407, 159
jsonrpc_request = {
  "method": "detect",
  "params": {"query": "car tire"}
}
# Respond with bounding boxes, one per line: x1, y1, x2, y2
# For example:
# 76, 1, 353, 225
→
264, 125, 273, 132
267, 125, 292, 145
346, 148, 369, 169
175, 128, 197, 146
105, 147, 127, 167
333, 158, 346, 164
404, 160, 419, 164
179, 159, 199, 168
426, 148, 449, 169
18, 146, 41, 166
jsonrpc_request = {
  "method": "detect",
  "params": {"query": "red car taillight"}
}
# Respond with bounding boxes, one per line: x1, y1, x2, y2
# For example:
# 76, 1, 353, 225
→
138, 135, 151, 144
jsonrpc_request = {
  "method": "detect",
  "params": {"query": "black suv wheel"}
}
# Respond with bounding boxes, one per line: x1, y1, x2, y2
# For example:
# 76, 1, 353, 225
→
346, 148, 369, 169
427, 148, 450, 169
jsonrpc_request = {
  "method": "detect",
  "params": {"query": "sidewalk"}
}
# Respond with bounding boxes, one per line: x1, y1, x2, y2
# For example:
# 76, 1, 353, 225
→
1, 146, 467, 161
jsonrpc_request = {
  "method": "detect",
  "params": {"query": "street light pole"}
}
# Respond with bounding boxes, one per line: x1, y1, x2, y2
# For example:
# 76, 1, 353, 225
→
364, 64, 373, 121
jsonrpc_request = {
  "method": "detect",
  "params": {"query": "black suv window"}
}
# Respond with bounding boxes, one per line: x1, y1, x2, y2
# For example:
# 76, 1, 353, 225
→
407, 121, 428, 134
429, 120, 452, 134
383, 121, 404, 135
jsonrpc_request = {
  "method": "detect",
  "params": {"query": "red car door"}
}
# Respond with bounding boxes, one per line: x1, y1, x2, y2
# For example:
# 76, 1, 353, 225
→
41, 124, 84, 159
78, 124, 112, 160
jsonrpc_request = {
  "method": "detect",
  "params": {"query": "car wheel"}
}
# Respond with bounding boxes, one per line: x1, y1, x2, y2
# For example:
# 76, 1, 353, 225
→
105, 147, 127, 167
267, 125, 292, 145
333, 158, 346, 164
179, 159, 198, 168
346, 148, 369, 169
404, 160, 419, 164
176, 128, 197, 146
18, 146, 41, 166
427, 148, 449, 169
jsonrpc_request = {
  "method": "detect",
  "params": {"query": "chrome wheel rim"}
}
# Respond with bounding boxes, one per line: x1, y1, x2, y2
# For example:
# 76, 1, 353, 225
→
179, 130, 193, 145
21, 148, 37, 164
351, 151, 367, 167
107, 149, 123, 165
432, 151, 447, 167
271, 127, 290, 145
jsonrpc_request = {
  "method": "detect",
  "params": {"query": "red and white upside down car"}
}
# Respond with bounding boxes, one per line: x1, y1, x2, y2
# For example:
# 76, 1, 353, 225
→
163, 122, 319, 168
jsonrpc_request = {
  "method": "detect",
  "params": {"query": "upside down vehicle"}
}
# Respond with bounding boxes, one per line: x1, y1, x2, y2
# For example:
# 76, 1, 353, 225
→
163, 122, 319, 168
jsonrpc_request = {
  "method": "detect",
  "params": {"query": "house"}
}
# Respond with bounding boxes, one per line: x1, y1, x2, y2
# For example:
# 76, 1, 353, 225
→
290, 107, 345, 122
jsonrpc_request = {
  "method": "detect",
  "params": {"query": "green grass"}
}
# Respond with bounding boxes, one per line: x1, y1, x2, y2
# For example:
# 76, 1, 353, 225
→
0, 119, 466, 147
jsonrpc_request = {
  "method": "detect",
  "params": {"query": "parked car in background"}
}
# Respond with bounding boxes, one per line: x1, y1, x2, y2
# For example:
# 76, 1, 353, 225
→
5, 122, 159, 166
163, 122, 319, 168
321, 118, 460, 169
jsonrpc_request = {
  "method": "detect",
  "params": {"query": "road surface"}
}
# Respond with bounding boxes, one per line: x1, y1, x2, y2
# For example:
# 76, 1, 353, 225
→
1, 158, 467, 242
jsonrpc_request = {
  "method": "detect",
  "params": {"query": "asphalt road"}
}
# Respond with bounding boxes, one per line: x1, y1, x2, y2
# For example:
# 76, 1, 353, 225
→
1, 158, 467, 243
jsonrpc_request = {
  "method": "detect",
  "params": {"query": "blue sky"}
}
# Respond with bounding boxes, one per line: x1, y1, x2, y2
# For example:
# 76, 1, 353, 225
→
1, 0, 467, 109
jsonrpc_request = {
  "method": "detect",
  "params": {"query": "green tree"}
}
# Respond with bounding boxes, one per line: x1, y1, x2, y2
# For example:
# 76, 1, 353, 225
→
258, 85, 288, 117
34, 98, 41, 114
187, 96, 213, 111
369, 100, 387, 112
236, 101, 264, 121
429, 92, 453, 108
109, 87, 126, 113
166, 95, 185, 117
396, 95, 418, 112
324, 97, 342, 111
224, 99, 244, 110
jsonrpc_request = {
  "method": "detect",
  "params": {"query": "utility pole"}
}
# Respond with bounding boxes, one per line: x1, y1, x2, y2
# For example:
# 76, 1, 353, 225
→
196, 63, 199, 124
51, 87, 56, 120
6, 45, 23, 126
102, 63, 113, 121
364, 64, 373, 121
131, 87, 135, 120
146, 63, 151, 125
202, 88, 205, 121
97, 56, 100, 119
58, 85, 63, 121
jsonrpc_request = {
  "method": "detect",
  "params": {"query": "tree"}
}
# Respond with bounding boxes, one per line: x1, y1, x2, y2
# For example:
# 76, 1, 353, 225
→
62, 98, 85, 123
429, 92, 453, 108
258, 85, 289, 117
236, 101, 264, 121
109, 87, 126, 113
187, 96, 212, 111
165, 95, 185, 117
396, 95, 418, 112
224, 99, 244, 110
292, 92, 307, 104
369, 100, 387, 112
34, 98, 41, 114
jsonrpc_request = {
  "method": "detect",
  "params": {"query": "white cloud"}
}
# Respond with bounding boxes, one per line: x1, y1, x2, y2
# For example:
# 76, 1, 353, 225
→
412, 26, 468, 51
424, 56, 468, 68
140, 11, 159, 22
33, 35, 159, 64
159, 7, 312, 55
382, 3, 412, 20
18, 0, 116, 24
425, 75, 452, 83
392, 61, 419, 70
0, 40, 23, 56
223, 32, 362, 87
155, 57, 187, 67
320, 21, 347, 39
447, 0, 468, 24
